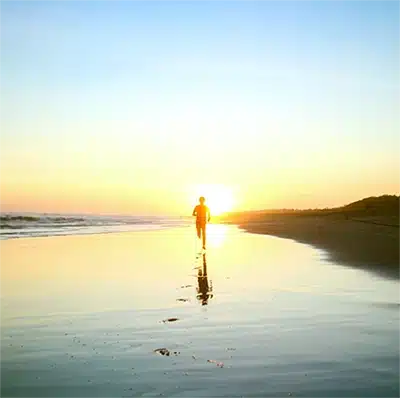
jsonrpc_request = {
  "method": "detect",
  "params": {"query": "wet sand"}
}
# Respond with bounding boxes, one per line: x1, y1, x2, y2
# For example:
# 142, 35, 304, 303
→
226, 215, 399, 280
1, 226, 399, 397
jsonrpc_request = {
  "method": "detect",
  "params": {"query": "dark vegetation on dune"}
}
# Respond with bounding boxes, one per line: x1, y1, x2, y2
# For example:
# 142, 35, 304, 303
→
220, 195, 399, 226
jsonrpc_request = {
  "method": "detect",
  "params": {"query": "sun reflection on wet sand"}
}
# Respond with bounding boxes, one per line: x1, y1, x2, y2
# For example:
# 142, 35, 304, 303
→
1, 225, 399, 397
206, 224, 228, 248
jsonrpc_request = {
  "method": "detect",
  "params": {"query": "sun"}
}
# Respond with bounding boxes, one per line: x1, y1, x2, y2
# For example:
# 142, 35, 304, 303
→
190, 184, 235, 216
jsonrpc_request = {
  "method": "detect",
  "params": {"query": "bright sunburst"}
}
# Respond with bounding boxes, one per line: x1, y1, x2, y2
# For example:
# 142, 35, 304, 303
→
190, 184, 234, 216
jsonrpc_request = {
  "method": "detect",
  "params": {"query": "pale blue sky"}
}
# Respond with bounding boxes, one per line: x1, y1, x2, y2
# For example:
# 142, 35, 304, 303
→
1, 1, 399, 213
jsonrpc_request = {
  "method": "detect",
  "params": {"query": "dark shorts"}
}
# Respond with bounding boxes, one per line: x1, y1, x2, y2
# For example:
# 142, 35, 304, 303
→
196, 220, 206, 228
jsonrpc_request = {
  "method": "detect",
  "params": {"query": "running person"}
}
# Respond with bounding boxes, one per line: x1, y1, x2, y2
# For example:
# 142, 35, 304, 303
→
192, 196, 211, 249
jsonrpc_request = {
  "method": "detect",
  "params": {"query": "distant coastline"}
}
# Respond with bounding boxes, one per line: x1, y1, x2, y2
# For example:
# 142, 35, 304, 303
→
220, 195, 399, 280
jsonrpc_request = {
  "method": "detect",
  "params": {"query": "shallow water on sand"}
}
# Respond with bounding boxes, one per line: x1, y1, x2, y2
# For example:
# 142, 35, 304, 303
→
1, 225, 399, 397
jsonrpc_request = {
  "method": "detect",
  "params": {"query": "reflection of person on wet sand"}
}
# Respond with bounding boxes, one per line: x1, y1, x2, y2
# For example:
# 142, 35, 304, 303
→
197, 253, 213, 305
192, 196, 211, 250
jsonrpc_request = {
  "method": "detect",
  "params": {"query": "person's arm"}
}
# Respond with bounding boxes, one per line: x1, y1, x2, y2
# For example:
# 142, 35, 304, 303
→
192, 206, 197, 217
207, 207, 211, 222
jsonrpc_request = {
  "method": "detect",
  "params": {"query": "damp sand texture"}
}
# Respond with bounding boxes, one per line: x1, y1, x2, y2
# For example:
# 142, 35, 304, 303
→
1, 225, 399, 397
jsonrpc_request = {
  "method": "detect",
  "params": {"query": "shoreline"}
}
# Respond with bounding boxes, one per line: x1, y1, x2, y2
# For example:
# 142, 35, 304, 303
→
230, 215, 399, 280
2, 218, 399, 281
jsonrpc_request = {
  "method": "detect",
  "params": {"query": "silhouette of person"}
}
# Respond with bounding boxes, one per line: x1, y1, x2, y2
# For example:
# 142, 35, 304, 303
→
192, 196, 211, 250
196, 253, 213, 306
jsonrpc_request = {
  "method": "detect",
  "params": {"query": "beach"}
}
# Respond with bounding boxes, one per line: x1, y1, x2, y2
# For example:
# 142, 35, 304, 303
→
1, 225, 399, 397
221, 212, 400, 280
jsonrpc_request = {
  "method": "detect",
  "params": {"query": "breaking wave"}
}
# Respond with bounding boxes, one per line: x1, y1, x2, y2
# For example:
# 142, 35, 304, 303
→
0, 213, 192, 240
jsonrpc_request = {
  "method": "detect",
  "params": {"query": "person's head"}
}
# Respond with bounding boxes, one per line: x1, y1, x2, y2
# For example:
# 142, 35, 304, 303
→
199, 196, 205, 204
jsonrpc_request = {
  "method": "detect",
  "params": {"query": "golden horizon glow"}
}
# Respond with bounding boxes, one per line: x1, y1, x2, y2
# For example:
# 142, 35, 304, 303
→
1, 2, 399, 216
190, 184, 235, 216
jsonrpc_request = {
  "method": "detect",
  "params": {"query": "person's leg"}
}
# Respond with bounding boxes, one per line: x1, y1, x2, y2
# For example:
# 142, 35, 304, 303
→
196, 223, 201, 239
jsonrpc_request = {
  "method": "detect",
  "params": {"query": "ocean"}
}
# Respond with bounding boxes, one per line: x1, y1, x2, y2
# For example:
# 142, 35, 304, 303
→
0, 213, 192, 240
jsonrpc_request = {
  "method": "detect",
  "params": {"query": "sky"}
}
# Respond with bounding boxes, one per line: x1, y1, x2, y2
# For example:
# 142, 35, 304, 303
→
1, 1, 399, 215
